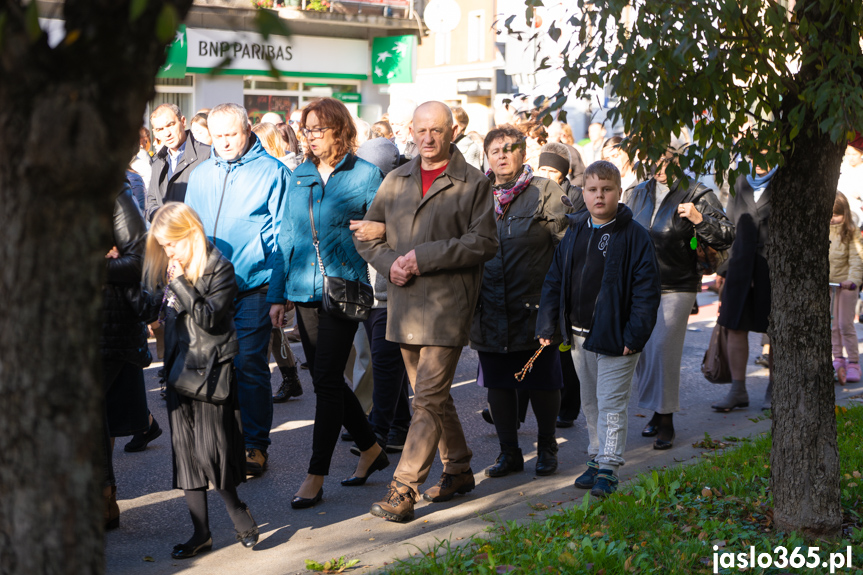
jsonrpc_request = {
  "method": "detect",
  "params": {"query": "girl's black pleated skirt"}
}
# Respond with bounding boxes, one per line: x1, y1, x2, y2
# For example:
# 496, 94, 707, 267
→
165, 367, 246, 491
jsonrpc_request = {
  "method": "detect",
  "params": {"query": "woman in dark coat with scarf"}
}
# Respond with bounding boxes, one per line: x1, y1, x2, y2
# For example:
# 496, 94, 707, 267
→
712, 161, 775, 411
470, 125, 570, 477
624, 151, 734, 448
101, 181, 152, 530
144, 202, 258, 559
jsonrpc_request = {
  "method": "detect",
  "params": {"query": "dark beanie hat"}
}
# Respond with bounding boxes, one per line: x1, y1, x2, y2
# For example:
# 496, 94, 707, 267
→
538, 143, 571, 176
357, 137, 400, 176
850, 132, 863, 152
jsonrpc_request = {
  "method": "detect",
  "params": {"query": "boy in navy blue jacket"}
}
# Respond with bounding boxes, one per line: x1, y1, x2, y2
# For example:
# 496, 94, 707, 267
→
536, 160, 661, 497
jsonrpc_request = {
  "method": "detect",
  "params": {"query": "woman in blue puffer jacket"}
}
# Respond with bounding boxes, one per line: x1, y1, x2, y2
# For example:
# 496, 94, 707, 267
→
267, 98, 387, 509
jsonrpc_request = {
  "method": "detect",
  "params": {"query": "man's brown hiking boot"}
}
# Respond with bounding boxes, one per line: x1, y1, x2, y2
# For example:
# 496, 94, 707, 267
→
370, 481, 417, 522
422, 469, 475, 502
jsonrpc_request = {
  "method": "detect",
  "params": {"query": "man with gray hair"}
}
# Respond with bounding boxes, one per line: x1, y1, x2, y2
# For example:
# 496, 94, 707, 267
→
145, 103, 211, 221
185, 103, 291, 477
356, 100, 498, 522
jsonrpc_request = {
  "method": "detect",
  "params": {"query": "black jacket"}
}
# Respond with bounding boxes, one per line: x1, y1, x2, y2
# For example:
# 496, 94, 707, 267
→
470, 177, 570, 353
145, 132, 211, 221
560, 178, 585, 212
717, 175, 772, 332
625, 179, 734, 292
164, 245, 240, 383
535, 204, 661, 356
101, 183, 151, 366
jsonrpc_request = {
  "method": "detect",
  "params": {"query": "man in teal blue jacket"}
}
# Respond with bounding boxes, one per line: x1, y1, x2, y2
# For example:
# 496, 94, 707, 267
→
186, 102, 290, 477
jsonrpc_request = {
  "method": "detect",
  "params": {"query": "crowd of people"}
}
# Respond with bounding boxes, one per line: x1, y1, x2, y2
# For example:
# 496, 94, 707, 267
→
102, 96, 863, 557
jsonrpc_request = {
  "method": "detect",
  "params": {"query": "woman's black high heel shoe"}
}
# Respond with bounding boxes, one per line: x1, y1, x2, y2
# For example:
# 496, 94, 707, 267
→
341, 449, 390, 486
291, 487, 323, 509
171, 537, 213, 559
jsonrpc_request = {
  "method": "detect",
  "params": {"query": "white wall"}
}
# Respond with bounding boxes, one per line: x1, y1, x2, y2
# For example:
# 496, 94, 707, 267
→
195, 75, 244, 111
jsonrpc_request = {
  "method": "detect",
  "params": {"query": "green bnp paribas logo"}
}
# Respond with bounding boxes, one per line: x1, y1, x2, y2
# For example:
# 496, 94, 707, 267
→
371, 35, 415, 85
158, 25, 187, 79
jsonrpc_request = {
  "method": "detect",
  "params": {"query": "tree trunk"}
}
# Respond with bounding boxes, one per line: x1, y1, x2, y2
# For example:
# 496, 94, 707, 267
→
768, 129, 844, 537
0, 2, 192, 573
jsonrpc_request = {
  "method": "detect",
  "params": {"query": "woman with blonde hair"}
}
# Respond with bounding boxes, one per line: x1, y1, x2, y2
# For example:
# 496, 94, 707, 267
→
144, 202, 259, 559
251, 122, 286, 159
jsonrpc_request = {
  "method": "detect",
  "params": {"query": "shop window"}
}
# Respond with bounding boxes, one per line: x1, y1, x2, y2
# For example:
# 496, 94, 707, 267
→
149, 75, 195, 119
243, 76, 360, 117
468, 11, 485, 63
244, 95, 299, 124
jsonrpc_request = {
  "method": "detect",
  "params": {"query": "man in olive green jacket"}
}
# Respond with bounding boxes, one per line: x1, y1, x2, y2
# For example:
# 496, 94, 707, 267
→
355, 101, 498, 522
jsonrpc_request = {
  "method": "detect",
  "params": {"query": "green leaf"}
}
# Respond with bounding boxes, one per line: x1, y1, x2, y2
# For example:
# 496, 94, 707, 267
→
255, 8, 291, 40
548, 23, 561, 42
25, 0, 41, 43
155, 4, 178, 44
305, 559, 326, 571
129, 0, 148, 23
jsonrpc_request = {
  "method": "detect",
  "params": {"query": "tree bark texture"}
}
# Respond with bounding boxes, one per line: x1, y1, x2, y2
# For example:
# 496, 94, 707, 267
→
768, 130, 843, 537
765, 0, 860, 538
0, 1, 192, 573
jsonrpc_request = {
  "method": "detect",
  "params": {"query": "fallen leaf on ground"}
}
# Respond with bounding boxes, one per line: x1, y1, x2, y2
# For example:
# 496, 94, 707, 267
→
473, 553, 488, 562
497, 566, 517, 573
558, 552, 576, 566
712, 540, 726, 548
590, 531, 604, 538
143, 556, 154, 562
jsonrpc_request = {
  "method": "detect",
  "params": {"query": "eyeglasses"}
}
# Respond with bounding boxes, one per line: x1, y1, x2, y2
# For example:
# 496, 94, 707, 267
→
302, 127, 332, 139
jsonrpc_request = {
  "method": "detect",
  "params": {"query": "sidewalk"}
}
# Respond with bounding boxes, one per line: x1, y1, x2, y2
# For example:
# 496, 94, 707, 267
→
106, 290, 863, 574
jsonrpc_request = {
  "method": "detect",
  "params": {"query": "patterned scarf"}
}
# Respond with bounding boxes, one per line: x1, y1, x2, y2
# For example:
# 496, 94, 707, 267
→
487, 164, 534, 216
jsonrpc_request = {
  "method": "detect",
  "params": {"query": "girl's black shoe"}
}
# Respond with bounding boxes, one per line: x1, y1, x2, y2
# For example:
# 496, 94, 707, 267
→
171, 537, 213, 560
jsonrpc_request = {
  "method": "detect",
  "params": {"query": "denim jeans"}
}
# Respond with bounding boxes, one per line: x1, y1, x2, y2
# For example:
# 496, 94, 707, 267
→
364, 307, 412, 439
233, 289, 274, 450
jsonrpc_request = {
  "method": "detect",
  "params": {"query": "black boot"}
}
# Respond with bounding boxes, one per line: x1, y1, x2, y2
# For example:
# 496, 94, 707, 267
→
535, 436, 559, 476
653, 413, 675, 450
273, 367, 302, 403
484, 445, 524, 478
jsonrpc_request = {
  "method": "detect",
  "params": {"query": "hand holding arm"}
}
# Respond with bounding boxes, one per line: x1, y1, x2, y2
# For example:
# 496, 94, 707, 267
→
350, 220, 386, 242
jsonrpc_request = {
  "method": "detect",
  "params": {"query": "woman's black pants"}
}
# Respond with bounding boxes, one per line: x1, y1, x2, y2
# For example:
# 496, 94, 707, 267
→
296, 303, 378, 476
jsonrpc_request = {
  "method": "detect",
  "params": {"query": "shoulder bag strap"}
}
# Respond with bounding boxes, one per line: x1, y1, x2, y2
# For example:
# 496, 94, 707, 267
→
308, 187, 328, 278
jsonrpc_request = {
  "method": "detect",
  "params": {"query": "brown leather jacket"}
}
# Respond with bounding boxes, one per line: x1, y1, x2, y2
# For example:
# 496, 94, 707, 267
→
355, 145, 498, 347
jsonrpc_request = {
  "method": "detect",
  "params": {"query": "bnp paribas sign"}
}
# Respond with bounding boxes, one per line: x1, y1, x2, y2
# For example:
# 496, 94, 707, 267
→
158, 26, 369, 81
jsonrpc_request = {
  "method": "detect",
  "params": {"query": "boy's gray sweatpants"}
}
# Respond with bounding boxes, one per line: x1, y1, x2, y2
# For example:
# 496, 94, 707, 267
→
570, 335, 640, 472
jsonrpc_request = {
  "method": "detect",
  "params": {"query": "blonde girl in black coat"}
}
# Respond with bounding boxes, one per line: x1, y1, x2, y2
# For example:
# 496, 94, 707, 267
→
144, 202, 259, 559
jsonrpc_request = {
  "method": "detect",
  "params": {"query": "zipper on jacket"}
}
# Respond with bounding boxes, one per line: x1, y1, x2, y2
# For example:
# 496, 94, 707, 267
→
576, 222, 595, 329
212, 164, 233, 240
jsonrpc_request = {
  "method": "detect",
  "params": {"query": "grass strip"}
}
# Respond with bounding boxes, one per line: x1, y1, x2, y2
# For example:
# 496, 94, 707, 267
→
386, 404, 863, 574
